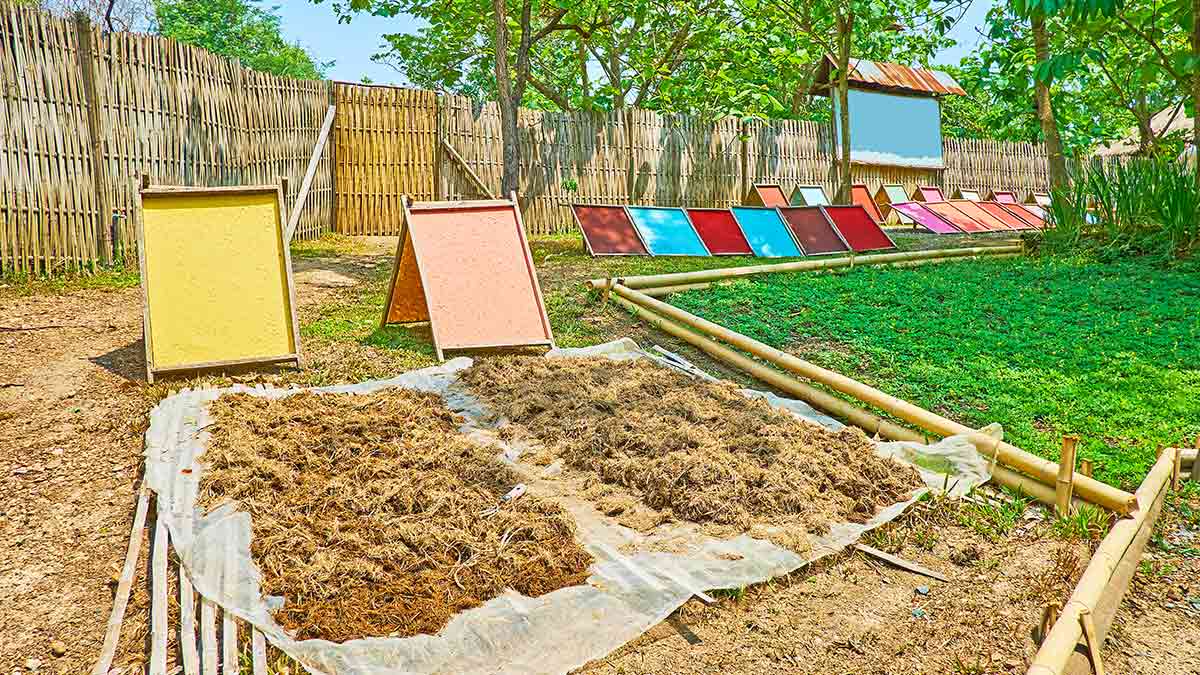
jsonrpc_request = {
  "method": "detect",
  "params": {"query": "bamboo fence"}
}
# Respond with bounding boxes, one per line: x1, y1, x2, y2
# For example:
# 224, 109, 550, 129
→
3, 4, 1052, 274
0, 5, 333, 276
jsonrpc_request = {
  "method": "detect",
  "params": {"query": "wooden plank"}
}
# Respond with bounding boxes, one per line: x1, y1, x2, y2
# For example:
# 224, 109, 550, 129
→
284, 105, 334, 242
221, 612, 239, 675
200, 600, 218, 675
251, 630, 267, 675
855, 544, 949, 582
149, 511, 169, 674
91, 486, 150, 675
441, 138, 494, 199
180, 572, 201, 675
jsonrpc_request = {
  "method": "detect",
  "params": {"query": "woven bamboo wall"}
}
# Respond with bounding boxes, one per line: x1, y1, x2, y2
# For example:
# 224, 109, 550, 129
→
0, 6, 333, 276
333, 84, 437, 235
437, 93, 1051, 235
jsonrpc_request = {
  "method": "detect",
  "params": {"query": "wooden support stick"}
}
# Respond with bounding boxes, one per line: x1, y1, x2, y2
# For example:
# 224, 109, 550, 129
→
1172, 447, 1182, 492
441, 139, 495, 199
1079, 609, 1106, 675
285, 105, 336, 242
201, 600, 218, 675
150, 513, 169, 674
1056, 436, 1079, 516
222, 612, 239, 675
180, 572, 201, 675
91, 487, 151, 675
855, 544, 948, 582
251, 629, 267, 675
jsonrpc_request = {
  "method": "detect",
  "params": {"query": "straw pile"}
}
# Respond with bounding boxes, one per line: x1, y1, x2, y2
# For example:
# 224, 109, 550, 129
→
461, 357, 922, 535
199, 389, 593, 642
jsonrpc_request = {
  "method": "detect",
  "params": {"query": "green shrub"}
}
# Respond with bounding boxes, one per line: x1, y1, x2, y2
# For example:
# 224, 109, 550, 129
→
1045, 158, 1200, 261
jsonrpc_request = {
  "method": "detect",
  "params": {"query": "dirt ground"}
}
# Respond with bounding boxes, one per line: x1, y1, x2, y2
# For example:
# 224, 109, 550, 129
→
1, 236, 1197, 674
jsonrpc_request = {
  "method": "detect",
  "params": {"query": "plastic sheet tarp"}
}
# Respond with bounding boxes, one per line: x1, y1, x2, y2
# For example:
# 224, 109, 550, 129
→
143, 339, 995, 675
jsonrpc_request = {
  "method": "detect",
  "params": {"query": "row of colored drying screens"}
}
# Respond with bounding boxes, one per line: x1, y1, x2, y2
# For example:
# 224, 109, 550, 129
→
574, 204, 894, 257
889, 200, 1047, 234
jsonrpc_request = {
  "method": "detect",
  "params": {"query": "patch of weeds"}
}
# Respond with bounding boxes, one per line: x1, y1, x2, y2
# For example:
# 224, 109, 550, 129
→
957, 489, 1033, 540
951, 655, 990, 675
1051, 504, 1111, 541
1138, 558, 1176, 581
711, 586, 746, 601
290, 232, 372, 258
911, 526, 939, 552
862, 525, 906, 554
0, 265, 140, 297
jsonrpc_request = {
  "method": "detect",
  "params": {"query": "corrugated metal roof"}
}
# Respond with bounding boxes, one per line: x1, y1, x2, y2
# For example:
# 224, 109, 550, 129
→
817, 56, 966, 96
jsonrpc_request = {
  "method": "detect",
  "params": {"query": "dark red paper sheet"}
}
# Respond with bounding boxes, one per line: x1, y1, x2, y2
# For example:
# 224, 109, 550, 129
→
572, 205, 648, 255
778, 207, 849, 255
685, 209, 753, 255
823, 206, 896, 252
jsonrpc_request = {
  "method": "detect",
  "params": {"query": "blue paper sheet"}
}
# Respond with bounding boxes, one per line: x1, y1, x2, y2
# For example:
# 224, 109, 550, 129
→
731, 207, 802, 257
626, 207, 709, 256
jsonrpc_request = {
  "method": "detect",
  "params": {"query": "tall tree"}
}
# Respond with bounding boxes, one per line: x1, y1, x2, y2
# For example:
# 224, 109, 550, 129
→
155, 0, 331, 79
1030, 12, 1069, 188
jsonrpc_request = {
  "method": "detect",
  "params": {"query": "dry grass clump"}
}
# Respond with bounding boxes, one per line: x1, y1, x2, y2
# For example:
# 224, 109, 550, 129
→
460, 357, 923, 535
199, 389, 593, 643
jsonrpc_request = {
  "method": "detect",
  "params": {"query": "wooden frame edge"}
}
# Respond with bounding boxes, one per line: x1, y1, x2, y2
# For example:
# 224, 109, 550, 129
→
511, 192, 557, 349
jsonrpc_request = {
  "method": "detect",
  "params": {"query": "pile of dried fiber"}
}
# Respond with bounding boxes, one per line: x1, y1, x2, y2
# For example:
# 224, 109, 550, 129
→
199, 389, 593, 642
461, 357, 922, 534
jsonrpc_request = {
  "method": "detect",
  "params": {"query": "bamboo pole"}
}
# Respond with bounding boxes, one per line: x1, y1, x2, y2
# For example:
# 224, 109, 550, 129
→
1028, 450, 1176, 675
614, 295, 1081, 509
641, 282, 713, 298
586, 245, 1023, 291
1056, 436, 1078, 516
610, 284, 1138, 514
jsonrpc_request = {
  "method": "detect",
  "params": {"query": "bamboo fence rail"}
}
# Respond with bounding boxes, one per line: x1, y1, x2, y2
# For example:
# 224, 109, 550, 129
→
0, 5, 333, 276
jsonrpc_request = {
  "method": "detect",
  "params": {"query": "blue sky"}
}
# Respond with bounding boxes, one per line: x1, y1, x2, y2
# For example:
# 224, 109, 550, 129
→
274, 2, 423, 84
275, 0, 990, 85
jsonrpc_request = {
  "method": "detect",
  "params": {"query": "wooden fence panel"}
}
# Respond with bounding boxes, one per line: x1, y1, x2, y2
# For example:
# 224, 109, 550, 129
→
333, 84, 437, 235
0, 6, 99, 275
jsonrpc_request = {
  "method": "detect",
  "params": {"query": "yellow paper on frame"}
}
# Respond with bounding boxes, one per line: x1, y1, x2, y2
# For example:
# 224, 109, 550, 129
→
141, 191, 296, 370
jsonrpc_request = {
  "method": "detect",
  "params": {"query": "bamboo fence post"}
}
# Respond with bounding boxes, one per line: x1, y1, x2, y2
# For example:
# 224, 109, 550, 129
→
1079, 459, 1093, 478
72, 11, 109, 265
1056, 436, 1078, 516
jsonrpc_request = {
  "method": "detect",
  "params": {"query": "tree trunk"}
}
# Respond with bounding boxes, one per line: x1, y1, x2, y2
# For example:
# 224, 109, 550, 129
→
1031, 13, 1068, 190
835, 15, 853, 203
1193, 0, 1200, 188
493, 0, 520, 196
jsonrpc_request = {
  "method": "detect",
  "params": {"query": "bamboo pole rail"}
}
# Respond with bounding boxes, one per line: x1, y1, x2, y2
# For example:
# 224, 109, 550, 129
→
1056, 436, 1079, 515
586, 245, 1023, 291
608, 283, 1137, 514
1027, 449, 1176, 675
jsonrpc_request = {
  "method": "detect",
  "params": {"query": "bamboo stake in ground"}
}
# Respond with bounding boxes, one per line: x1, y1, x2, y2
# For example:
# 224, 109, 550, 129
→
91, 487, 150, 675
1056, 436, 1078, 516
1027, 450, 1175, 675
609, 284, 1137, 514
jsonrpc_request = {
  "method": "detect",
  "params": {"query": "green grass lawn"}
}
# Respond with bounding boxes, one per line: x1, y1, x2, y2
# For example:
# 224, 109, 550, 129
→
670, 255, 1200, 490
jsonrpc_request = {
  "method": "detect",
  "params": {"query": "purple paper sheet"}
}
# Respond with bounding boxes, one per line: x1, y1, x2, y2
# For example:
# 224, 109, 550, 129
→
891, 202, 961, 234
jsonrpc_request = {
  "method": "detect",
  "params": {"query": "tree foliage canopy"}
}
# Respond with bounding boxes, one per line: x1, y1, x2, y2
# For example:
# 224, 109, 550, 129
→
155, 0, 331, 79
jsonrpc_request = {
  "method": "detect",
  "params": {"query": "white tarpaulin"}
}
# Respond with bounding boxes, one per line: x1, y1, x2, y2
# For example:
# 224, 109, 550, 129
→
142, 339, 995, 674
